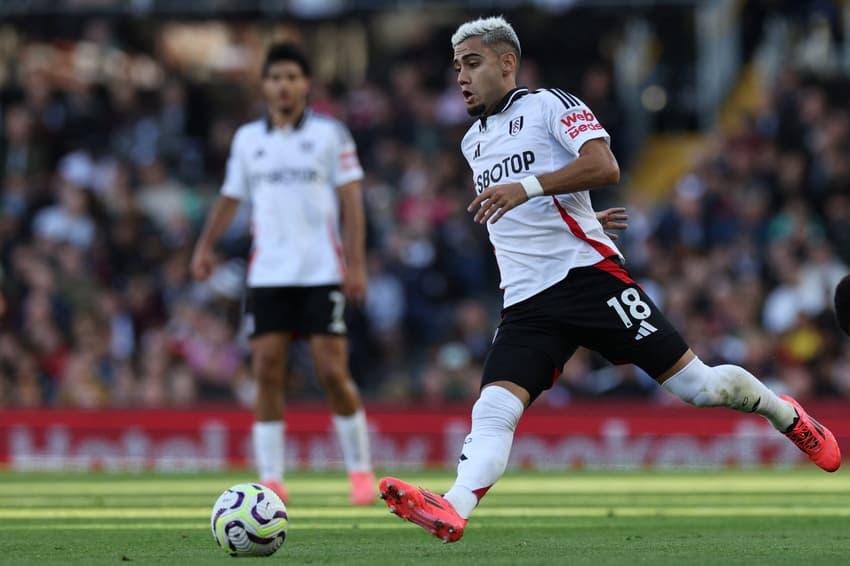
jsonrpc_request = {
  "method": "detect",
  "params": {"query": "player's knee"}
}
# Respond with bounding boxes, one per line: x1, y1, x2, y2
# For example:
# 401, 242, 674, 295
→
662, 357, 730, 408
691, 366, 732, 407
663, 358, 754, 409
471, 386, 524, 432
253, 351, 284, 384
315, 365, 351, 393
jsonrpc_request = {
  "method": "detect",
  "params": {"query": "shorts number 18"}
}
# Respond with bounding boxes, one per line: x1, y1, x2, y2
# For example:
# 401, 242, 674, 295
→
606, 288, 651, 328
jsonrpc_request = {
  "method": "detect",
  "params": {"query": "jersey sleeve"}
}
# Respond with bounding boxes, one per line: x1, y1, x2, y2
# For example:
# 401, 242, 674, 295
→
540, 89, 610, 156
220, 128, 249, 200
331, 122, 364, 187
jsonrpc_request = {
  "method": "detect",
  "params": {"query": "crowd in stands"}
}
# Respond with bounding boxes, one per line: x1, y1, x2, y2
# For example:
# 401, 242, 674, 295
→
0, 18, 848, 409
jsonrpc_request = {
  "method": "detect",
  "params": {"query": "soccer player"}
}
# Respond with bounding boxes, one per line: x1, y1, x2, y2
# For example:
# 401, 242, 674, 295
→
191, 43, 375, 506
379, 16, 841, 542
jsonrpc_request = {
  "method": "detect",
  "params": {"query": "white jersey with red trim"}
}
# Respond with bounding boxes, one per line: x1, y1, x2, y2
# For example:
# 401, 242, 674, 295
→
461, 87, 622, 308
221, 110, 363, 287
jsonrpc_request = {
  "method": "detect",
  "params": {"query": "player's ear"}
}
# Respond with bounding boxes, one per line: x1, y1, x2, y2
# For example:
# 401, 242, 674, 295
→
500, 51, 518, 78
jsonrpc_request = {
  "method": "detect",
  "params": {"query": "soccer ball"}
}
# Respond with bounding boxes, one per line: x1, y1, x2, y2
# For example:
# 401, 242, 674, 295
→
211, 483, 288, 557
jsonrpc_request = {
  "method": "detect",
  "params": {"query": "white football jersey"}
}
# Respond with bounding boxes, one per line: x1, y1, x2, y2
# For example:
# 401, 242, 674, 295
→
221, 110, 364, 287
461, 87, 622, 307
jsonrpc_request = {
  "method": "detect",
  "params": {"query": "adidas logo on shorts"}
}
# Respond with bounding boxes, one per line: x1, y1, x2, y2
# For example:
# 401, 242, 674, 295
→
634, 320, 657, 341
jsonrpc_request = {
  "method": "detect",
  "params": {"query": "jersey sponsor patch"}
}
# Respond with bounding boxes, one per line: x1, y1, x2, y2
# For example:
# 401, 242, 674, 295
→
560, 109, 604, 140
474, 150, 536, 193
339, 150, 360, 172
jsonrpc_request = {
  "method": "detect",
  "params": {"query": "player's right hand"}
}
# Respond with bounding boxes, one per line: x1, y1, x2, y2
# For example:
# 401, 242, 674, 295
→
190, 246, 215, 281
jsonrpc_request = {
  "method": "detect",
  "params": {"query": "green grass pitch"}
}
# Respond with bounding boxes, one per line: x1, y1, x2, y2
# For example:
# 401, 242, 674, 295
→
1, 469, 848, 565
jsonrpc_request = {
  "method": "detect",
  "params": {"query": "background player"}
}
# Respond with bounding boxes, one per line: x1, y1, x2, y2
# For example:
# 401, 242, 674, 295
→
379, 16, 841, 542
191, 43, 375, 506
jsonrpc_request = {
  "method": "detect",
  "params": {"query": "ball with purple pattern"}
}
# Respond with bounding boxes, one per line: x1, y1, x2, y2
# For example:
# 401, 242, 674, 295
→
211, 483, 288, 556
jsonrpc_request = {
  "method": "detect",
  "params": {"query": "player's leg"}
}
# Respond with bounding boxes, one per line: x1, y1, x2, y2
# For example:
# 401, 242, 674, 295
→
658, 350, 840, 471
246, 286, 295, 502
441, 380, 528, 518
309, 334, 376, 505
380, 380, 529, 543
251, 331, 292, 503
657, 350, 795, 428
305, 285, 375, 505
580, 258, 840, 472
380, 300, 572, 542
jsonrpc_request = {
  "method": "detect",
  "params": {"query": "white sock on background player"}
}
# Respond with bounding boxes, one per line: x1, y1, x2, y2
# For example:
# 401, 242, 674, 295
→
253, 421, 285, 482
444, 386, 525, 519
332, 409, 372, 472
662, 357, 797, 431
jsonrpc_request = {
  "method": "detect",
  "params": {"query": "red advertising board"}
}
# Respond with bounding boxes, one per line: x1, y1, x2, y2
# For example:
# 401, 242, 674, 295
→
1, 402, 848, 471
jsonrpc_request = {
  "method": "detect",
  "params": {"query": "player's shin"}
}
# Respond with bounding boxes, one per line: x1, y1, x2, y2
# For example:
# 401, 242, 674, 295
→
661, 357, 796, 431
332, 409, 372, 472
253, 420, 285, 481
443, 386, 525, 519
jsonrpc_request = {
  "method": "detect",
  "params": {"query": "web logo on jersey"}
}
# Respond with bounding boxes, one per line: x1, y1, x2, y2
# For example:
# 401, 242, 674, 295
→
560, 109, 603, 140
509, 116, 524, 136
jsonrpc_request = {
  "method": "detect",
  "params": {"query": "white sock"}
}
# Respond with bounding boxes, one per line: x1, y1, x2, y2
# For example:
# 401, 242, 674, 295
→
332, 409, 372, 473
253, 421, 285, 482
662, 357, 797, 431
444, 386, 525, 519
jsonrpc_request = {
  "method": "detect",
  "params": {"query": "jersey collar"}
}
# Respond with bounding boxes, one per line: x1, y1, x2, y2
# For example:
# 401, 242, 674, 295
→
478, 87, 529, 130
265, 108, 311, 132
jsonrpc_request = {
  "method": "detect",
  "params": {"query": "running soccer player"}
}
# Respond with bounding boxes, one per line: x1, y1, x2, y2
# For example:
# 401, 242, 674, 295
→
379, 16, 841, 542
191, 43, 375, 506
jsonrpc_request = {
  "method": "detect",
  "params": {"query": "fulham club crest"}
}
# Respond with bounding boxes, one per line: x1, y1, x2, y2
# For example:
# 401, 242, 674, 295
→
509, 116, 524, 136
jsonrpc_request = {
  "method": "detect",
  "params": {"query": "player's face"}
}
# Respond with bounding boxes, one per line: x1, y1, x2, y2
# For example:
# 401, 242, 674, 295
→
262, 61, 310, 116
453, 37, 513, 116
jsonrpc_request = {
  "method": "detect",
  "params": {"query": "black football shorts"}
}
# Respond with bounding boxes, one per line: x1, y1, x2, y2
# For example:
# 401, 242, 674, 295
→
245, 285, 347, 338
481, 258, 689, 402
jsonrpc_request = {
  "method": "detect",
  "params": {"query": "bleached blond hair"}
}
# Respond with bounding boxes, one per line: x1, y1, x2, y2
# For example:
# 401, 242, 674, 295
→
451, 16, 521, 58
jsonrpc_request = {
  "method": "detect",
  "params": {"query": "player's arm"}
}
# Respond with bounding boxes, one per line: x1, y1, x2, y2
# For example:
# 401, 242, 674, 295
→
191, 128, 248, 281
468, 139, 619, 224
338, 180, 367, 303
191, 196, 241, 281
537, 139, 619, 195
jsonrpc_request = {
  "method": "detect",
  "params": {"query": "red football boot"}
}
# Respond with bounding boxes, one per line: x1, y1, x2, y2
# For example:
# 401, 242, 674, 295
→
260, 479, 290, 504
379, 477, 467, 543
349, 471, 377, 506
780, 395, 841, 472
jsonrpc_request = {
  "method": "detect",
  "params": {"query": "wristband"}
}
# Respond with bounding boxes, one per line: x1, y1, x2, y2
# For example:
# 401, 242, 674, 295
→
520, 175, 544, 198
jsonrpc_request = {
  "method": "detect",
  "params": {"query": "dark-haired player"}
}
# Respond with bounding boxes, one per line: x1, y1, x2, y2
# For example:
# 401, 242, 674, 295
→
379, 16, 840, 543
192, 43, 375, 506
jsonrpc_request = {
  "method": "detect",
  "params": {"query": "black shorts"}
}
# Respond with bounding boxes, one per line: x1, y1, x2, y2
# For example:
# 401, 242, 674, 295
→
245, 285, 347, 338
481, 258, 689, 402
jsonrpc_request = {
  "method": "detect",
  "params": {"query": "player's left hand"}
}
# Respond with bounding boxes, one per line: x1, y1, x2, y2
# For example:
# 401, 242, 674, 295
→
467, 182, 528, 224
596, 207, 628, 240
343, 264, 368, 304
